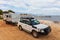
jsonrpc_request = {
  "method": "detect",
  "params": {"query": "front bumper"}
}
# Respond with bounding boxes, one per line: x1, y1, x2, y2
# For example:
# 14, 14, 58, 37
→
40, 27, 51, 34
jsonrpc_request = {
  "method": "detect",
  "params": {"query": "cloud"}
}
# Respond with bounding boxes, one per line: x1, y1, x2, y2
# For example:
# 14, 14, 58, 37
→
0, 0, 29, 12
26, 0, 60, 15
0, 0, 60, 15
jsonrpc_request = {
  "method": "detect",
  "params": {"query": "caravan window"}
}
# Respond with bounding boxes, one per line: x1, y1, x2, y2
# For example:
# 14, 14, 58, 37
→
6, 15, 11, 18
6, 15, 8, 18
9, 15, 11, 18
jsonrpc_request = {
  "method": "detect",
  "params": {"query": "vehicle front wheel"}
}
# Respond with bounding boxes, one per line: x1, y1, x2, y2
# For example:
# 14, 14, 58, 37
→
32, 31, 39, 38
18, 25, 23, 31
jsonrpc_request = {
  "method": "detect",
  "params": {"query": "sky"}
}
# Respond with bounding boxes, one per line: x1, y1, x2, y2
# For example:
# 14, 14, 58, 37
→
0, 0, 60, 15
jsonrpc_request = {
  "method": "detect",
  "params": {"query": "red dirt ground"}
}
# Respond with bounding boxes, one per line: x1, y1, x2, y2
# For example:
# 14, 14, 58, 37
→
0, 20, 60, 40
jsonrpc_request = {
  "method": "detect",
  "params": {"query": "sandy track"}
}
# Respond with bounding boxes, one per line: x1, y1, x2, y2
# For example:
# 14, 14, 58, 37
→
0, 20, 60, 40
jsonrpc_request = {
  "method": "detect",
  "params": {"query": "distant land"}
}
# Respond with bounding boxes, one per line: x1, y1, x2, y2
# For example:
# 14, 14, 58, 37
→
16, 12, 60, 22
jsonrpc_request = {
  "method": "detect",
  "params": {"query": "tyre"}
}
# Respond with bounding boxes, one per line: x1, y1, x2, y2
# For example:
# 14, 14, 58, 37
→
18, 25, 23, 31
32, 31, 39, 38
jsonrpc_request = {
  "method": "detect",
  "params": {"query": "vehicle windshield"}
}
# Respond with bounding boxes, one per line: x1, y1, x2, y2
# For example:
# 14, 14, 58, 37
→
31, 19, 40, 25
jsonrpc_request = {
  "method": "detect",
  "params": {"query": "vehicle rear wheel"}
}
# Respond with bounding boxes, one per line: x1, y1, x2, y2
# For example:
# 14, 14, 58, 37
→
32, 31, 39, 38
18, 25, 23, 31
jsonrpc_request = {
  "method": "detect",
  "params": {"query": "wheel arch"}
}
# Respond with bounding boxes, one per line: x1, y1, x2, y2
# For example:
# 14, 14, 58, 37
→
32, 30, 37, 33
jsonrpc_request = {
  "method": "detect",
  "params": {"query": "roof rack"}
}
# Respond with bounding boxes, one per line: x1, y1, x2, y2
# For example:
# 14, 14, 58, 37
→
20, 17, 34, 19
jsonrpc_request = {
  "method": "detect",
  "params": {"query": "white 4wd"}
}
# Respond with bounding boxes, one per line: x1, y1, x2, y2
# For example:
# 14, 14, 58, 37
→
17, 17, 51, 38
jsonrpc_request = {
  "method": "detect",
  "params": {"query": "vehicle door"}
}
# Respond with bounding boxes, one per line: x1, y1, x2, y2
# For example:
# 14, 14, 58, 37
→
23, 19, 32, 32
19, 19, 26, 28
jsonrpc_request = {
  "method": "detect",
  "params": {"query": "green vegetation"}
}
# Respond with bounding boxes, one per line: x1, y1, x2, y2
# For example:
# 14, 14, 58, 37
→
8, 10, 15, 13
0, 17, 3, 19
0, 9, 3, 15
0, 9, 15, 15
0, 9, 15, 19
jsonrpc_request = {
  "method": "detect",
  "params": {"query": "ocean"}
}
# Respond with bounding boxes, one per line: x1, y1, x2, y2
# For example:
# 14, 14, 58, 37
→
34, 16, 60, 22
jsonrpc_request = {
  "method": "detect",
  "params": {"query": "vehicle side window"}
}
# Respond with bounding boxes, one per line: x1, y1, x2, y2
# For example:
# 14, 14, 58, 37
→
20, 18, 26, 23
24, 20, 31, 25
20, 19, 25, 23
20, 19, 31, 25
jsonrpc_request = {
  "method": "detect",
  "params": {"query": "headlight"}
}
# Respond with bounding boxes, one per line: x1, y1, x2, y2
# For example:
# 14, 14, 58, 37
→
41, 29, 44, 33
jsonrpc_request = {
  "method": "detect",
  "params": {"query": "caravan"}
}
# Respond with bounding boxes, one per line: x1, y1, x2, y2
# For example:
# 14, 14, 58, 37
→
3, 13, 20, 25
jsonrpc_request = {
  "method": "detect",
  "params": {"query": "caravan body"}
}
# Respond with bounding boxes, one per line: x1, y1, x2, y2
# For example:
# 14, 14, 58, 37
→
3, 13, 20, 24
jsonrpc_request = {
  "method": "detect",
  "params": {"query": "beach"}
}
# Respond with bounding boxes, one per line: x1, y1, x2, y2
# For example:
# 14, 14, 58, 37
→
0, 20, 60, 40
